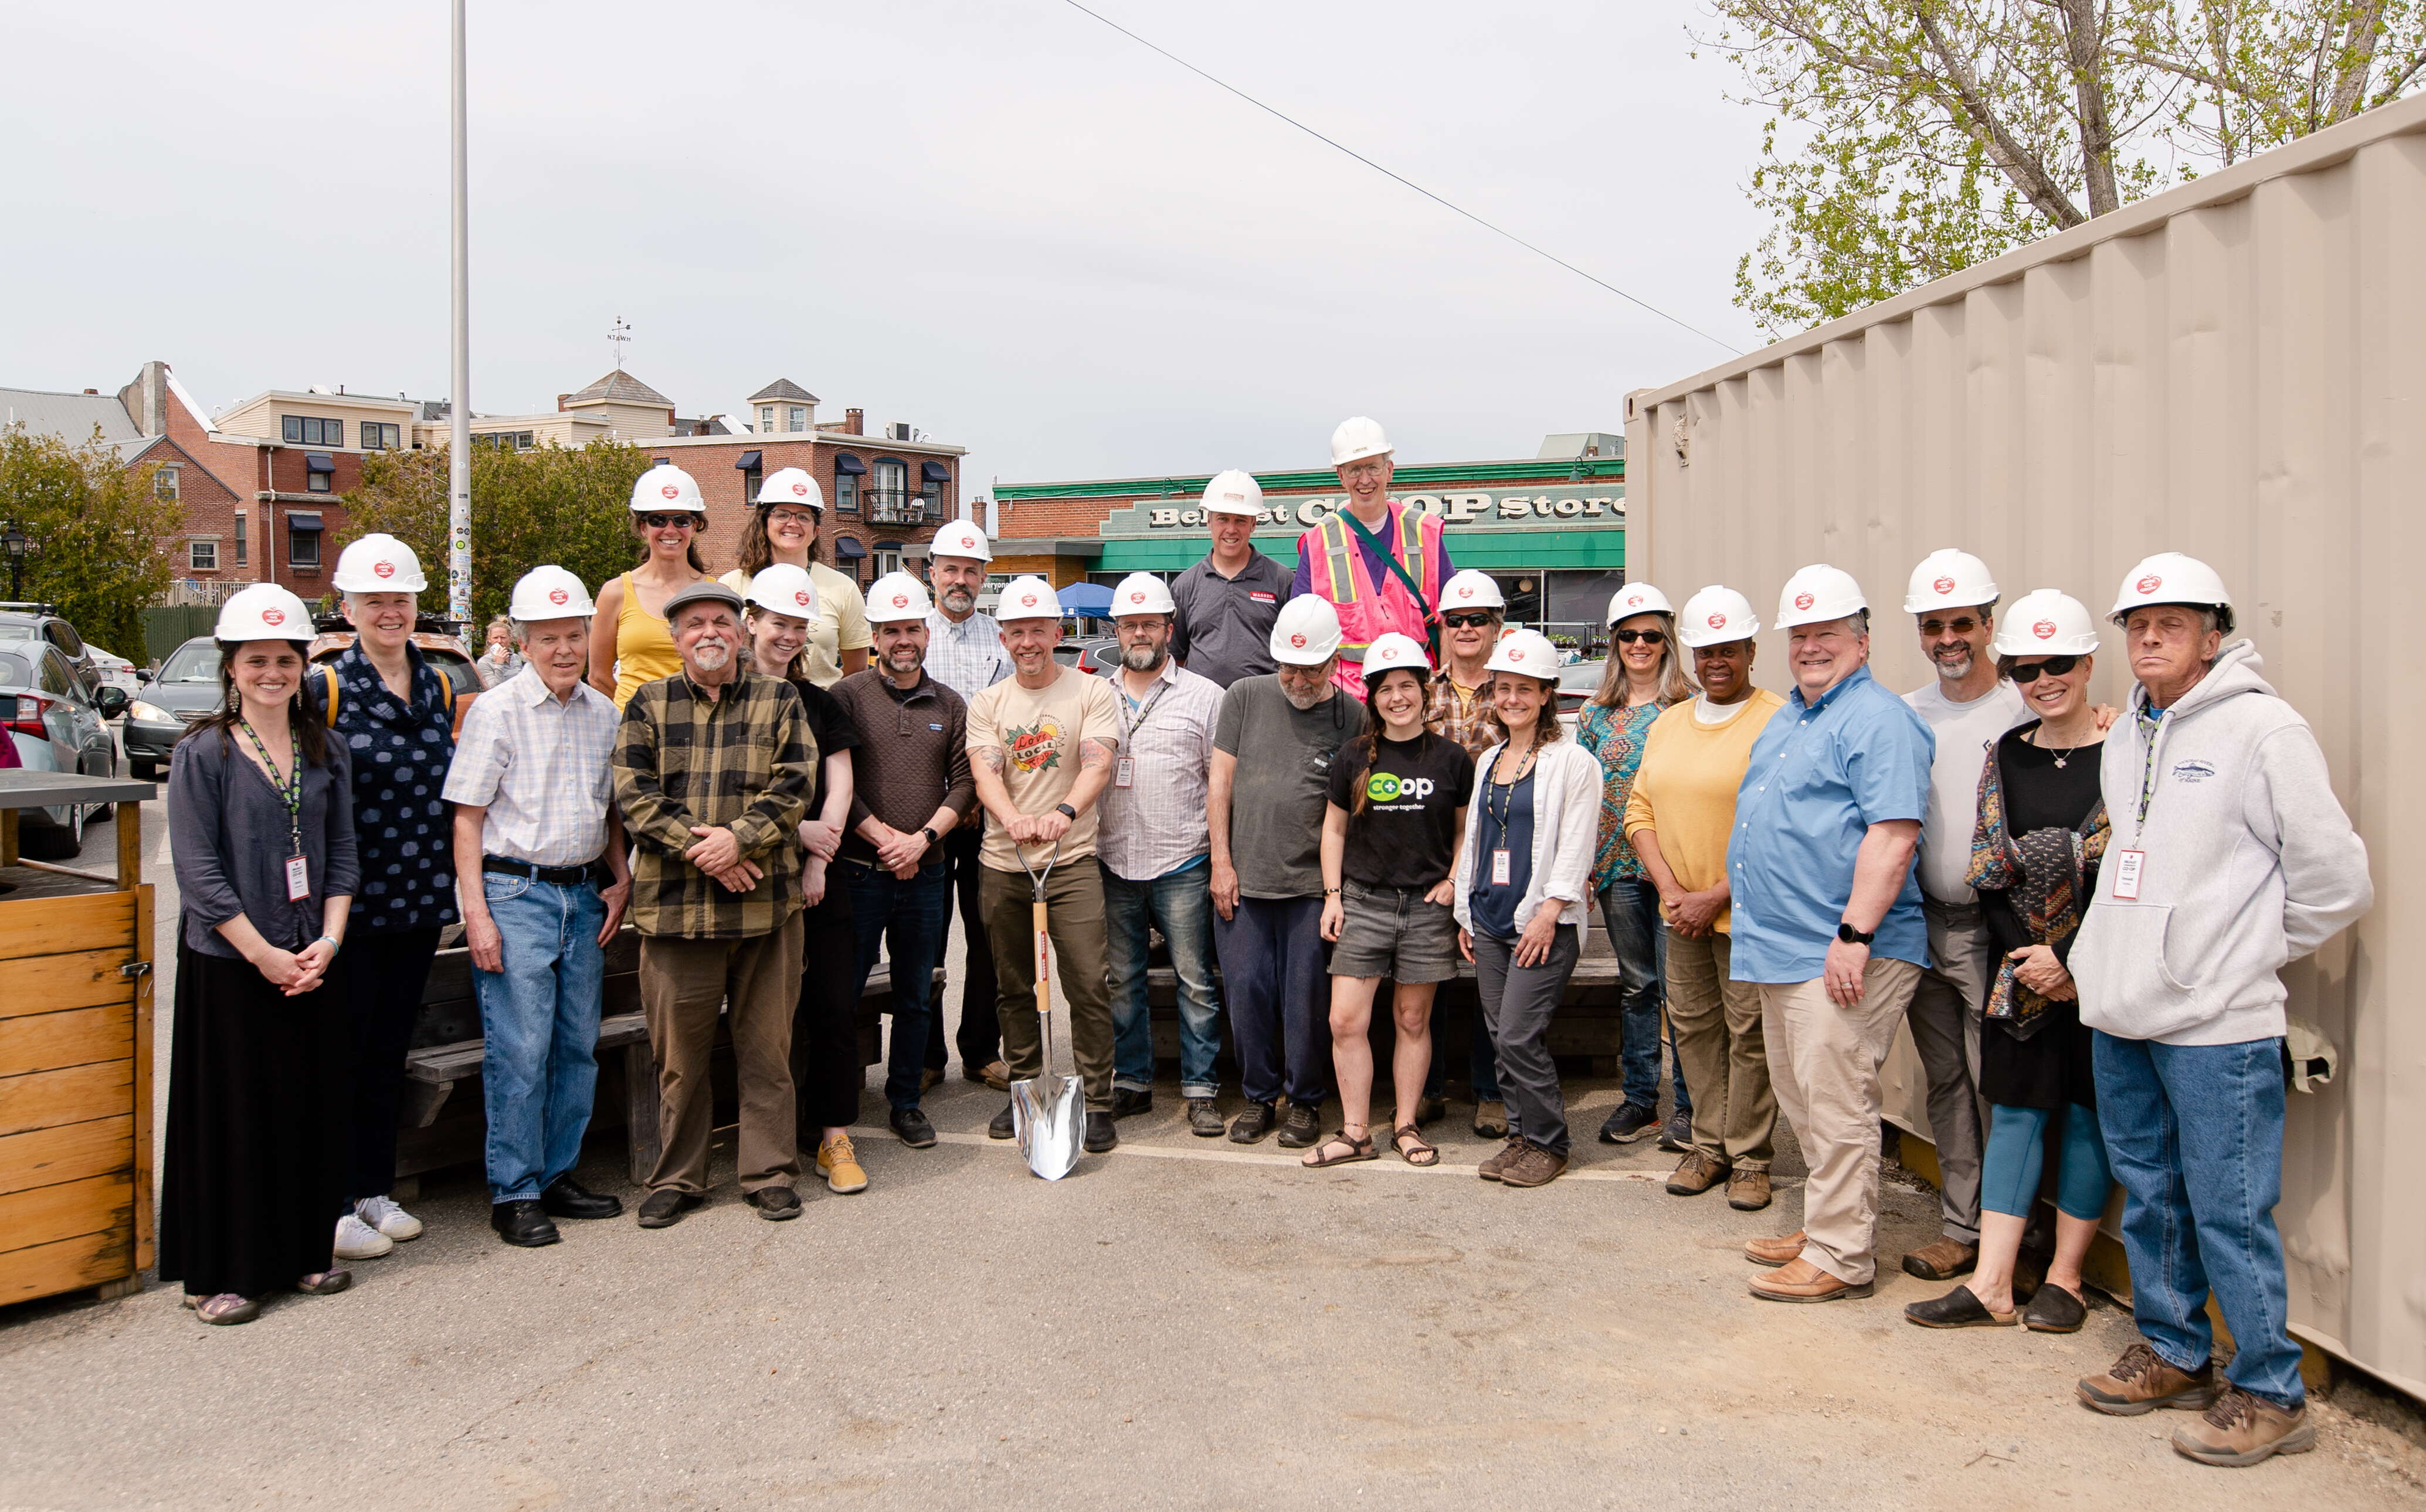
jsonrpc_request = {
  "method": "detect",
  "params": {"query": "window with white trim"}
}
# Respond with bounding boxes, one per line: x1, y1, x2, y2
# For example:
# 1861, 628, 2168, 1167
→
188, 538, 217, 571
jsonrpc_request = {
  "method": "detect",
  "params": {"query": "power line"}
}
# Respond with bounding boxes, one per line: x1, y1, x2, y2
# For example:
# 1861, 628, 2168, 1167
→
1056, 0, 1743, 356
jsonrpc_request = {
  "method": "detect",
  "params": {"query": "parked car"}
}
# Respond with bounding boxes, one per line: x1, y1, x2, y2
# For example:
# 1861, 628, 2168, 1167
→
0, 603, 103, 698
1555, 658, 1607, 726
88, 645, 144, 698
121, 636, 225, 780
1052, 637, 1120, 672
1, 641, 125, 858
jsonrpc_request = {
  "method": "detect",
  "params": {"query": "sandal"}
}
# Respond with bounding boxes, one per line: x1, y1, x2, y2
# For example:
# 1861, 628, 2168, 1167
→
184, 1292, 260, 1326
1392, 1125, 1440, 1167
1301, 1127, 1377, 1168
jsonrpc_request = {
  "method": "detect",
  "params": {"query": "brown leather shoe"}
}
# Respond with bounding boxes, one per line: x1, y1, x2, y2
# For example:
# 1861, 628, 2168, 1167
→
1498, 1142, 1568, 1188
1748, 1255, 1872, 1303
1745, 1229, 1805, 1268
1726, 1168, 1773, 1211
1476, 1139, 1522, 1183
967, 1059, 1012, 1092
1666, 1149, 1726, 1195
1901, 1236, 1979, 1280
2170, 1387, 2317, 1466
2076, 1341, 2220, 1416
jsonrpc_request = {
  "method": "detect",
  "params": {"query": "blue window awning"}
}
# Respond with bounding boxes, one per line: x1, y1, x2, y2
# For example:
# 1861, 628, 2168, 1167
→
288, 513, 325, 532
921, 460, 950, 483
833, 453, 867, 476
834, 538, 868, 559
735, 450, 762, 471
304, 452, 336, 473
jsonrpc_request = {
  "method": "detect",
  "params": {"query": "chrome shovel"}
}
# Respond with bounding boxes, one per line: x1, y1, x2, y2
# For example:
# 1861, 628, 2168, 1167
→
1009, 836, 1084, 1180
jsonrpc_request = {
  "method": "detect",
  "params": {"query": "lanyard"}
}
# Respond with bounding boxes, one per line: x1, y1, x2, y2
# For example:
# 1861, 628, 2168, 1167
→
1484, 744, 1537, 840
239, 719, 305, 854
1116, 675, 1172, 745
2133, 705, 2167, 830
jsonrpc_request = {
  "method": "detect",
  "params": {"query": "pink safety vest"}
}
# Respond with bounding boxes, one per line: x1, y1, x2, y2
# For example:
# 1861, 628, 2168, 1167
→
1295, 500, 1447, 696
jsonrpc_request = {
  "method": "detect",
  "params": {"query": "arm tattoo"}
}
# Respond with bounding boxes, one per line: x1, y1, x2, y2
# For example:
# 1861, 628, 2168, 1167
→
976, 746, 1006, 773
1080, 738, 1115, 770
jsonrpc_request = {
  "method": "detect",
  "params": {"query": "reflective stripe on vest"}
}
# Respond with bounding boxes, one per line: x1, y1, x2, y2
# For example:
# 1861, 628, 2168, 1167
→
1317, 504, 1431, 651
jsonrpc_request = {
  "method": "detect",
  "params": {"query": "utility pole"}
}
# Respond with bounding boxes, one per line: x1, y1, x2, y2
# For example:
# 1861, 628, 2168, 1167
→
447, 0, 472, 625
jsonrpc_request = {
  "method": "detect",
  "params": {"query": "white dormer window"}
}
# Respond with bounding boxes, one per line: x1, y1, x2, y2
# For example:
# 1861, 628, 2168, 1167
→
759, 405, 774, 433
788, 406, 807, 432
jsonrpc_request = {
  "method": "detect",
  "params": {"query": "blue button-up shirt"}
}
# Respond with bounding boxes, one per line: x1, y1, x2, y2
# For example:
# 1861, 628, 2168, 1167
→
1727, 664, 1934, 983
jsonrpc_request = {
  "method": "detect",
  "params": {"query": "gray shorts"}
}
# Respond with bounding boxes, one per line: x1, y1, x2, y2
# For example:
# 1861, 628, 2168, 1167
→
1331, 880, 1460, 984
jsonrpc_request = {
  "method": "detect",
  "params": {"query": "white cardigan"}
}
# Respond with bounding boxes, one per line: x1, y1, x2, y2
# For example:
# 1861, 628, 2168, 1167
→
1452, 737, 1604, 934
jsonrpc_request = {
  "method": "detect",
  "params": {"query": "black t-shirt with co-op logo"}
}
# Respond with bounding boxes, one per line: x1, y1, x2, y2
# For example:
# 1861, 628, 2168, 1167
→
1325, 731, 1475, 889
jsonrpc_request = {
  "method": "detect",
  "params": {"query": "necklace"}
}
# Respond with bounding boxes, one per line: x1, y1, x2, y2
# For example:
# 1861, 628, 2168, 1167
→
2034, 725, 2088, 768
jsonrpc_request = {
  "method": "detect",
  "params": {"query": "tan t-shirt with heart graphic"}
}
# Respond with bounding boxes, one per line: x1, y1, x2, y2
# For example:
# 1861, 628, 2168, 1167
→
965, 665, 1121, 871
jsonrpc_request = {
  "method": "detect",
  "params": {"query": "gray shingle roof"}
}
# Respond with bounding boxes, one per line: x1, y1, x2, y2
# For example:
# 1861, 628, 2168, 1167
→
0, 386, 141, 443
565, 369, 673, 407
747, 378, 820, 404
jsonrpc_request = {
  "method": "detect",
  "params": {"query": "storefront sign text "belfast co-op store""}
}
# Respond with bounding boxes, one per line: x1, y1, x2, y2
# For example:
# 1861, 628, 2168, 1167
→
1114, 487, 1627, 532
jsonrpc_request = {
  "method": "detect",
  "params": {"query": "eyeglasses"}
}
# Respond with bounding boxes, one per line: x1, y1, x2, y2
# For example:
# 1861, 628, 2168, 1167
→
1919, 616, 1981, 637
763, 507, 819, 526
638, 512, 697, 529
1441, 611, 1497, 629
1613, 628, 1667, 645
2008, 654, 2079, 683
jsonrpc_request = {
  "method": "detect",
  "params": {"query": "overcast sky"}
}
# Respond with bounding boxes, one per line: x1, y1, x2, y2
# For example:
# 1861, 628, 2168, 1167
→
2, 1, 1767, 485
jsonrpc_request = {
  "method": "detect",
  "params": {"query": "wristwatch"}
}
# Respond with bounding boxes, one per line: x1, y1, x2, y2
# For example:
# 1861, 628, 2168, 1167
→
1836, 921, 1875, 946
919, 826, 939, 845
1054, 803, 1077, 820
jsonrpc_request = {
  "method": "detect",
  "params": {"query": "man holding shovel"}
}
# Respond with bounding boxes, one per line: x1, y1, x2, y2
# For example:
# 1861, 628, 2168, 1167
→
965, 576, 1124, 1154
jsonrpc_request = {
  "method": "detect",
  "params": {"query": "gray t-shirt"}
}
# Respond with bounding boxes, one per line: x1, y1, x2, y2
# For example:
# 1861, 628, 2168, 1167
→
1213, 673, 1356, 898
1172, 552, 1290, 689
1903, 677, 2032, 903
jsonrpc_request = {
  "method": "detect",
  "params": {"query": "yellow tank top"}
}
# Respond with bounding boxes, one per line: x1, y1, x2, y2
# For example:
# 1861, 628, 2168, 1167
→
612, 570, 687, 708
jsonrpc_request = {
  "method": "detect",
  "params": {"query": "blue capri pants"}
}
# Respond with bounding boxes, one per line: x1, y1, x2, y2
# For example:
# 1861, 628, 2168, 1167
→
1980, 1102, 2112, 1221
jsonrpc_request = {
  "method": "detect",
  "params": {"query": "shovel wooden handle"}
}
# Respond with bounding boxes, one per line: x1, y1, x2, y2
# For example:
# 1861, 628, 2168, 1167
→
1033, 899, 1051, 1017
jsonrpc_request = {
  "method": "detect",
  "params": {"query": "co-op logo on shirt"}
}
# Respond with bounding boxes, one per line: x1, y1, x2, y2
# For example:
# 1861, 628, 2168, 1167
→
1365, 772, 1436, 803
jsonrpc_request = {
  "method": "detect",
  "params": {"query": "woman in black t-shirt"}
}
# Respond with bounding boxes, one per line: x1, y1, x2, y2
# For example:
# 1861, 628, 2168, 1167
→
1304, 636, 1473, 1169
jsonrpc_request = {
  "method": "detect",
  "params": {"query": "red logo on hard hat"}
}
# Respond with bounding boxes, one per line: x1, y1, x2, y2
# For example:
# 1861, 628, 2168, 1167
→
2034, 620, 2057, 639
261, 608, 284, 626
1794, 593, 1814, 611
795, 590, 811, 608
1627, 594, 1644, 608
2136, 574, 2162, 594
1290, 633, 1307, 649
1457, 585, 1474, 599
791, 483, 808, 497
660, 484, 679, 500
1129, 591, 1144, 604
890, 593, 908, 609
1706, 612, 1726, 629
549, 588, 569, 605
1933, 575, 1955, 594
373, 561, 395, 579
1020, 593, 1037, 607
1507, 647, 1525, 662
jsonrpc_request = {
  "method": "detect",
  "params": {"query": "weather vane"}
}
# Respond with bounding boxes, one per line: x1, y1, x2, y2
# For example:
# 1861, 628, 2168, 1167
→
609, 316, 632, 371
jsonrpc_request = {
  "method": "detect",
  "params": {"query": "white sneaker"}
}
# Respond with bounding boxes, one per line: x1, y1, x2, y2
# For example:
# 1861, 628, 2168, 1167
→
333, 1212, 393, 1260
356, 1195, 424, 1241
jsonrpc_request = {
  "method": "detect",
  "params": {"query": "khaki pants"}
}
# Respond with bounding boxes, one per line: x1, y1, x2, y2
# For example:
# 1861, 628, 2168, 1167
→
1909, 900, 1993, 1243
1759, 957, 1922, 1286
639, 911, 805, 1195
981, 864, 1117, 1112
1667, 930, 1775, 1170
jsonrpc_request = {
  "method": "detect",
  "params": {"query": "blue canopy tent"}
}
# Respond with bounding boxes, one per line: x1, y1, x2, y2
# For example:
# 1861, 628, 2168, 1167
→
1056, 582, 1114, 617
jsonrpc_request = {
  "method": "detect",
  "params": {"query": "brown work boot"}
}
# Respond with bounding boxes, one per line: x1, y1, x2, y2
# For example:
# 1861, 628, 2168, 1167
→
2076, 1341, 2220, 1416
1726, 1168, 1773, 1211
1475, 1139, 1523, 1183
1665, 1149, 1726, 1195
1745, 1229, 1805, 1268
1748, 1256, 1872, 1303
1498, 1142, 1567, 1188
2170, 1387, 2317, 1466
1901, 1236, 1979, 1280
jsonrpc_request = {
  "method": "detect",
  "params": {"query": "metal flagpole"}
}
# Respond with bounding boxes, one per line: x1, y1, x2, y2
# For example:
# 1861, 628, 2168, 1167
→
447, 0, 472, 624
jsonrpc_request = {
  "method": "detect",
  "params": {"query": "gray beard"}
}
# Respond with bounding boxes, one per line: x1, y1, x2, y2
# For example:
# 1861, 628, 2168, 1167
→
1281, 684, 1328, 711
691, 644, 731, 672
1935, 651, 1974, 682
1121, 644, 1166, 674
941, 586, 975, 614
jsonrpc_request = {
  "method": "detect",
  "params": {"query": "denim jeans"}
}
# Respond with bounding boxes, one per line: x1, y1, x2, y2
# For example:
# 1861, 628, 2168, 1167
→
1600, 879, 1689, 1116
2093, 1031, 2305, 1410
473, 874, 607, 1204
844, 859, 951, 1110
1102, 858, 1223, 1100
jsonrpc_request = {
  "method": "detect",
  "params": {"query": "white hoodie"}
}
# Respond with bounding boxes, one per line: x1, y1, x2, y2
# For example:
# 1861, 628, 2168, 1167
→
2070, 641, 2371, 1046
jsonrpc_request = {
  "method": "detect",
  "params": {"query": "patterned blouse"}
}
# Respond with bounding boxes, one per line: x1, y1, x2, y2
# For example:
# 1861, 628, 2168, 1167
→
327, 642, 459, 933
1575, 698, 1669, 893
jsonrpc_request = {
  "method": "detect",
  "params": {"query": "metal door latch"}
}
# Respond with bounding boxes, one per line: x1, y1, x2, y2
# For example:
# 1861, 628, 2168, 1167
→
118, 961, 152, 980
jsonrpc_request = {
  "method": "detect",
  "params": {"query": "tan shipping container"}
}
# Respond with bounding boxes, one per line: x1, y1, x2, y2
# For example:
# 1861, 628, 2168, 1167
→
1626, 94, 2426, 1398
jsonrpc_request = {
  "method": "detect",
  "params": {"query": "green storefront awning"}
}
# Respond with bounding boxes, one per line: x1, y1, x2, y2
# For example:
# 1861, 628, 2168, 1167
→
1092, 529, 1623, 574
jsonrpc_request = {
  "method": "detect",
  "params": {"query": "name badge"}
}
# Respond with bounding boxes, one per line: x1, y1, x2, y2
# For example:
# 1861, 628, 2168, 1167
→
1248, 590, 1276, 604
1490, 848, 1511, 886
285, 854, 311, 902
1114, 757, 1135, 789
2111, 849, 2146, 901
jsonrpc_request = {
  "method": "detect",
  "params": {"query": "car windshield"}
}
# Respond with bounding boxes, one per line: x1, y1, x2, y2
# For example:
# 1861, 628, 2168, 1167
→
0, 651, 30, 686
158, 643, 222, 683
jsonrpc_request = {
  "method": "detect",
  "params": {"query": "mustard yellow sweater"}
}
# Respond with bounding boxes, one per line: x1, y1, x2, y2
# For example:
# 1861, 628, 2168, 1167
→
1620, 688, 1784, 933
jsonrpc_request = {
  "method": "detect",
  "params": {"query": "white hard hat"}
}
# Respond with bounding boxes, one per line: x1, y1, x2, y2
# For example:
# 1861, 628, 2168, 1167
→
1606, 582, 1674, 624
757, 467, 824, 512
1677, 585, 1760, 648
744, 563, 820, 620
2111, 551, 2234, 623
1484, 628, 1560, 681
995, 575, 1062, 623
1329, 416, 1393, 468
1111, 572, 1176, 617
630, 463, 706, 514
1440, 569, 1505, 611
866, 571, 934, 623
1904, 548, 2000, 615
1993, 589, 2099, 657
1268, 595, 1342, 666
507, 566, 595, 622
1776, 563, 1869, 629
1200, 470, 1265, 518
214, 583, 314, 643
929, 518, 993, 563
1359, 632, 1431, 686
331, 532, 429, 594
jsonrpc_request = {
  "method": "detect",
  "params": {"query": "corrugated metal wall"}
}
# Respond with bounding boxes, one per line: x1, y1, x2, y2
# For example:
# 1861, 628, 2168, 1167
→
1626, 95, 2426, 1398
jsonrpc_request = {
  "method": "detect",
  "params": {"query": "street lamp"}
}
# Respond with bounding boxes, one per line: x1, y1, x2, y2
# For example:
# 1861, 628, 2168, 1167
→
1, 522, 34, 601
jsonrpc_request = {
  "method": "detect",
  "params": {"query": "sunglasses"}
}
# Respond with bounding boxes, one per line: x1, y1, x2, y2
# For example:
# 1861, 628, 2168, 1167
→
638, 512, 697, 529
1441, 611, 1498, 629
2008, 654, 2080, 683
1613, 628, 1667, 645
1919, 616, 1981, 637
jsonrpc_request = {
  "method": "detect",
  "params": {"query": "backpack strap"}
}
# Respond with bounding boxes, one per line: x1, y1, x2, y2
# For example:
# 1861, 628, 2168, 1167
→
320, 664, 341, 725
319, 657, 454, 721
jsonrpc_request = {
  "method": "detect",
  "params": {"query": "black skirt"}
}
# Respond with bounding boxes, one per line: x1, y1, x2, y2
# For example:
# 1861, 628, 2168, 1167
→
157, 939, 352, 1299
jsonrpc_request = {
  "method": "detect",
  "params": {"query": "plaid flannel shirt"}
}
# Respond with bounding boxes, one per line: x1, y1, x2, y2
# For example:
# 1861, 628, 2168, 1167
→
1426, 672, 1505, 757
612, 665, 816, 939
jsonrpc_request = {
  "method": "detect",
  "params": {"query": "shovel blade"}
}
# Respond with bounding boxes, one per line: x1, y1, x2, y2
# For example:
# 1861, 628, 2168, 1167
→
1010, 1072, 1084, 1181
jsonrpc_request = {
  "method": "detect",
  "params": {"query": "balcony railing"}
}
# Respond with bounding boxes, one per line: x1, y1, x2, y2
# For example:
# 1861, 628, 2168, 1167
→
864, 491, 924, 526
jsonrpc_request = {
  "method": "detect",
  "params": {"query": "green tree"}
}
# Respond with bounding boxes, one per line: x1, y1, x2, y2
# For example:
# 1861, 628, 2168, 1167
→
1706, 1, 2426, 338
341, 440, 653, 626
0, 424, 182, 656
